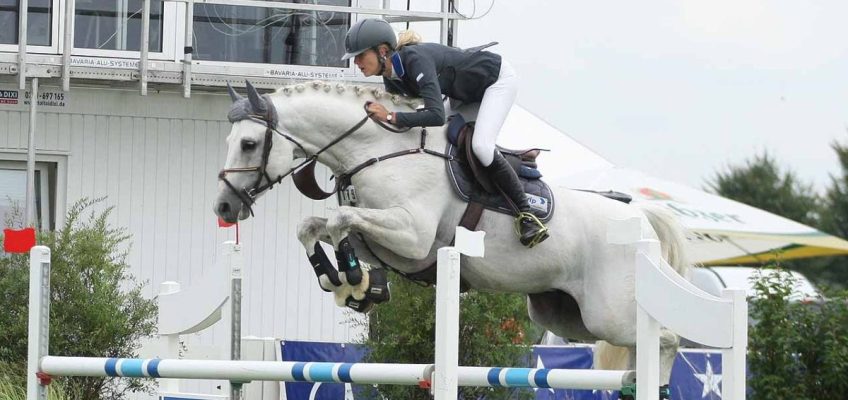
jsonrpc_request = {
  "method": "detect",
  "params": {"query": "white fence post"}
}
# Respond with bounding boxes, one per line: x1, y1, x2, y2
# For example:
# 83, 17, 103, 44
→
433, 246, 460, 400
26, 246, 51, 400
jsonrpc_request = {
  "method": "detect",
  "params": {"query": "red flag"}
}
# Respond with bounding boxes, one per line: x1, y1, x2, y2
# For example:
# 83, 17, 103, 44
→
217, 217, 236, 228
4, 227, 36, 253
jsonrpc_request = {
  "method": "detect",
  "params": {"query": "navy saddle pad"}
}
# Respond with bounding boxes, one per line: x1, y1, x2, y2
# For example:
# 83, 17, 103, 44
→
445, 114, 555, 223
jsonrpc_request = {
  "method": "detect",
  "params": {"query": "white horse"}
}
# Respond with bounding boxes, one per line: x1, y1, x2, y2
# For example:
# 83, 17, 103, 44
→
214, 81, 691, 387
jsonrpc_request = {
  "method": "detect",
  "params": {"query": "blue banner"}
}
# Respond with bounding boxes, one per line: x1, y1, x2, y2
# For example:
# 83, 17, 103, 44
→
280, 341, 727, 400
281, 341, 368, 400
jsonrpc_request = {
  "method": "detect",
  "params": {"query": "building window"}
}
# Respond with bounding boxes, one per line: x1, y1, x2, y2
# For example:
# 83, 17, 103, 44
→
74, 0, 164, 51
0, 161, 53, 231
192, 0, 350, 66
0, 0, 53, 46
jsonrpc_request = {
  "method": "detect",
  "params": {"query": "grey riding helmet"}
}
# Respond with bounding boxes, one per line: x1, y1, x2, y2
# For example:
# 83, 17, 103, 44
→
341, 18, 397, 60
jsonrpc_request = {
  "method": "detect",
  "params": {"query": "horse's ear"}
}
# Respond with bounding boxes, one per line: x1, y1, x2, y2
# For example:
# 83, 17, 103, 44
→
245, 81, 267, 113
226, 82, 242, 102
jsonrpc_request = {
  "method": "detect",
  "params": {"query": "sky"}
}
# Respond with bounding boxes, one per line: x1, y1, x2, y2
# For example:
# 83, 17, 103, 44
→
433, 0, 848, 193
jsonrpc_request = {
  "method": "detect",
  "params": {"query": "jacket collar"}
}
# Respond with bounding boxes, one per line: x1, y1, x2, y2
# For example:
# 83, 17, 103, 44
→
390, 52, 405, 80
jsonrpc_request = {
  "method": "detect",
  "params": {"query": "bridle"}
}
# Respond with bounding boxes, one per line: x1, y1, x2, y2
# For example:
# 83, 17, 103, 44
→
218, 100, 442, 217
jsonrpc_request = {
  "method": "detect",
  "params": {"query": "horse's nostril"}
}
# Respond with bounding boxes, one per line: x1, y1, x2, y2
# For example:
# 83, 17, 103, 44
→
217, 202, 231, 215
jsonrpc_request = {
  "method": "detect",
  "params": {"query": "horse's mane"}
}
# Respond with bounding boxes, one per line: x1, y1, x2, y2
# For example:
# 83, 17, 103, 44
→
269, 80, 424, 111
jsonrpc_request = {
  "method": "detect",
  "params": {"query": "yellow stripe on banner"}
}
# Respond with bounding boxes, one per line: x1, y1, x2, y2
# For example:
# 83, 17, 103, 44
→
702, 245, 848, 266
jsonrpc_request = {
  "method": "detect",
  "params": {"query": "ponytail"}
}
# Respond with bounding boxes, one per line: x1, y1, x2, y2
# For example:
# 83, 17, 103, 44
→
396, 30, 422, 50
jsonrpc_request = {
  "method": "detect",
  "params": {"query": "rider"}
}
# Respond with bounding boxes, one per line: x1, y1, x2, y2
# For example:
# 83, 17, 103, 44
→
342, 18, 549, 247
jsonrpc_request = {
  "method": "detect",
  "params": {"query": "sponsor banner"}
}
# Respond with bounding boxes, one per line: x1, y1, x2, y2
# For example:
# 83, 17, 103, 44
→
280, 340, 729, 399
264, 68, 345, 80
0, 88, 67, 107
71, 56, 141, 69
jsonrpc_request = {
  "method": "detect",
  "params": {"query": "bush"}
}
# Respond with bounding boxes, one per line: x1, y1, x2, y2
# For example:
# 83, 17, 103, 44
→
0, 360, 82, 400
748, 267, 848, 399
0, 198, 157, 400
355, 271, 540, 400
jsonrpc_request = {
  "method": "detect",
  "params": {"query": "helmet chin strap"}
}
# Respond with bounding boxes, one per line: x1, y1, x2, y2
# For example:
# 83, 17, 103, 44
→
375, 47, 388, 76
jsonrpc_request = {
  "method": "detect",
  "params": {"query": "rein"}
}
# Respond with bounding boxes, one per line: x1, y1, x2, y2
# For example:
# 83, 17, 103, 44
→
218, 102, 451, 215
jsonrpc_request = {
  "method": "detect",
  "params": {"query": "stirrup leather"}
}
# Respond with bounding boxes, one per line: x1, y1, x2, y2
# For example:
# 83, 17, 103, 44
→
514, 212, 549, 248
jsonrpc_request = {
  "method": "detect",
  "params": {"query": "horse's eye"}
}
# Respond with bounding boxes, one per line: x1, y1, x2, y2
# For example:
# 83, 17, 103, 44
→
241, 139, 258, 152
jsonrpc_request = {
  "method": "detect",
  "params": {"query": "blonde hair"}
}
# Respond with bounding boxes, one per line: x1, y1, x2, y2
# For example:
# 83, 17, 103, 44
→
396, 30, 422, 50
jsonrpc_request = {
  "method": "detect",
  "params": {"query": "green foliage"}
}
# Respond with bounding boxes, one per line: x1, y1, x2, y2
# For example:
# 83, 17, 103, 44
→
0, 361, 82, 400
821, 139, 848, 240
354, 272, 540, 400
0, 198, 157, 400
811, 139, 848, 287
707, 151, 821, 226
748, 268, 848, 399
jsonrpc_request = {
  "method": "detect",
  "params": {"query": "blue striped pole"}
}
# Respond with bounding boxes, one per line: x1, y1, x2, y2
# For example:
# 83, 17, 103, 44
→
458, 366, 635, 390
39, 357, 634, 390
40, 357, 433, 386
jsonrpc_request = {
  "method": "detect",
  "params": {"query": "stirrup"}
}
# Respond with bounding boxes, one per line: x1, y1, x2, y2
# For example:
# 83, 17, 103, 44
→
514, 212, 549, 248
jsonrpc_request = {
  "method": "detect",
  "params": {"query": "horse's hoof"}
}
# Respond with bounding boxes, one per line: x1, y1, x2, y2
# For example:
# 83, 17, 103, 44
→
345, 296, 374, 313
365, 268, 391, 303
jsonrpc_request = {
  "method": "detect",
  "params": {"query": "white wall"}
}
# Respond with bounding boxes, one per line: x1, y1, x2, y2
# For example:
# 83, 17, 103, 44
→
0, 83, 364, 347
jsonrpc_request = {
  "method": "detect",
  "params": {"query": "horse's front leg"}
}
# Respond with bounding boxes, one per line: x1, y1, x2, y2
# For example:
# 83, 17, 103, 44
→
297, 216, 391, 313
296, 216, 342, 292
326, 205, 434, 286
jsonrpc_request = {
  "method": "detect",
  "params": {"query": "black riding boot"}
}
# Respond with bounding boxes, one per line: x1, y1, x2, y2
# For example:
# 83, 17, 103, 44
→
484, 153, 550, 248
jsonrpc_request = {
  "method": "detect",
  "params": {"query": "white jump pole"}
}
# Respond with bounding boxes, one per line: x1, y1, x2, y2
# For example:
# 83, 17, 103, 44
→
36, 356, 635, 390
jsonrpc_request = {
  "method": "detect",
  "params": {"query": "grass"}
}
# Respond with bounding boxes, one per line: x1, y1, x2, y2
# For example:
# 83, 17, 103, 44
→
0, 362, 76, 400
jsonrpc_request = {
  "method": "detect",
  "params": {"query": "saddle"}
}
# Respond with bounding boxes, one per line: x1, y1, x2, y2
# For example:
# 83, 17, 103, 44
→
445, 114, 555, 223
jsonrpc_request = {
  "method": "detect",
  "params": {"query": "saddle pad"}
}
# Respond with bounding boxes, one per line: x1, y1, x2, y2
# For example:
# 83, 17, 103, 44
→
446, 142, 555, 223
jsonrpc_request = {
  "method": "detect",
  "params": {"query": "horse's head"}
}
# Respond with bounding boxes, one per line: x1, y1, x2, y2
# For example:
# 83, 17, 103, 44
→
214, 82, 297, 223
214, 80, 428, 223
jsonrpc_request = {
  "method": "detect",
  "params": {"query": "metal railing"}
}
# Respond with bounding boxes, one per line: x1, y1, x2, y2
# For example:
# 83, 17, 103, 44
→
9, 0, 464, 97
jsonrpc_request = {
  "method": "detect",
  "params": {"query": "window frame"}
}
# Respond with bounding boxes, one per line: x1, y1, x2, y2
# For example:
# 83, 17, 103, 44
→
0, 0, 63, 54
0, 152, 67, 231
0, 160, 51, 230
70, 0, 178, 60
185, 0, 359, 77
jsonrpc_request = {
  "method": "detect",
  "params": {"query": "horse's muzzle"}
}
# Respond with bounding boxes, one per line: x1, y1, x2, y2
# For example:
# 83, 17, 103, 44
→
214, 197, 250, 223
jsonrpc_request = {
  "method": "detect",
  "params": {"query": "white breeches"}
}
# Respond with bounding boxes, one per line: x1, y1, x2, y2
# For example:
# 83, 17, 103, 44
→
471, 60, 518, 167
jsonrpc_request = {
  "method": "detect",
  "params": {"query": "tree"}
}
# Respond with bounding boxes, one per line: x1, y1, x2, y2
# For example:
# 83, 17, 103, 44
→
706, 151, 821, 226
815, 138, 848, 287
0, 198, 157, 399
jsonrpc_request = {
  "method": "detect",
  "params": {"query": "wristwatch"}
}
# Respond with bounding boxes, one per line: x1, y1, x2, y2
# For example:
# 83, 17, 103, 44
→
386, 113, 394, 123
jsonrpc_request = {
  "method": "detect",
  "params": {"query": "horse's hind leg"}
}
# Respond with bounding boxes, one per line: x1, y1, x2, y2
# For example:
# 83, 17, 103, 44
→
527, 291, 596, 341
659, 329, 679, 392
617, 329, 677, 398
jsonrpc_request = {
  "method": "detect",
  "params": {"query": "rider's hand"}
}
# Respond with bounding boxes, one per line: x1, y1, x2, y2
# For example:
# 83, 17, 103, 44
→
366, 102, 393, 123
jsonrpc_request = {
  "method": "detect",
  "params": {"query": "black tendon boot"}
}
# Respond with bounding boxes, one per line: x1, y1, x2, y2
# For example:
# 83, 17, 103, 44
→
484, 153, 550, 247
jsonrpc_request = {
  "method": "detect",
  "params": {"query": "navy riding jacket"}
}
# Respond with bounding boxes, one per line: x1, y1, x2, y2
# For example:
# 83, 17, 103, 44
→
382, 42, 502, 128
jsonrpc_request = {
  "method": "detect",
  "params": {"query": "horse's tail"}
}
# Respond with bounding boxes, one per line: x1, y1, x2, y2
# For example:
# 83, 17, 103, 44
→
593, 204, 692, 371
637, 203, 692, 278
